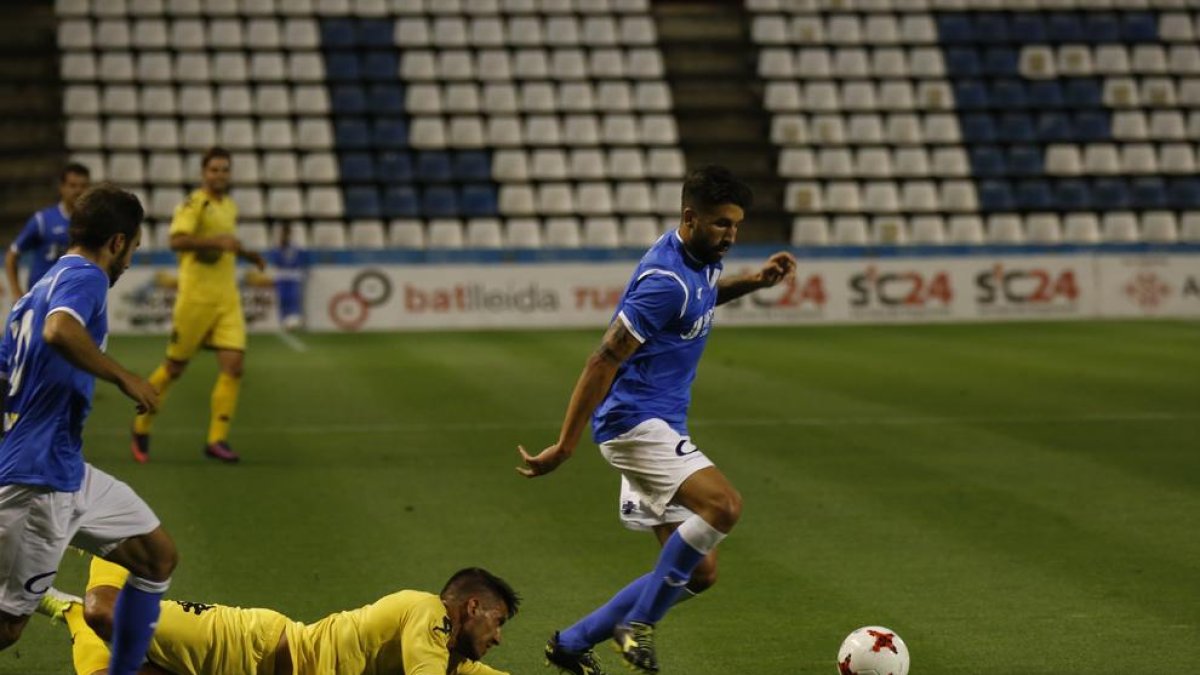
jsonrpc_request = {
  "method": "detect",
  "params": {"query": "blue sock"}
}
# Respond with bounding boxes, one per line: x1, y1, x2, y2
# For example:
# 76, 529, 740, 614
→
107, 578, 166, 675
624, 530, 705, 625
557, 573, 652, 652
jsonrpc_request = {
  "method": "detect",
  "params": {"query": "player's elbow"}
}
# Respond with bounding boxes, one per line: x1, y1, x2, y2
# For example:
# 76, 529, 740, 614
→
168, 234, 189, 252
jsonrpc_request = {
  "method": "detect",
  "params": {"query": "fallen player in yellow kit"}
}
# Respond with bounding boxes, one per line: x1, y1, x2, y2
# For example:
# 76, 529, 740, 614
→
51, 556, 517, 675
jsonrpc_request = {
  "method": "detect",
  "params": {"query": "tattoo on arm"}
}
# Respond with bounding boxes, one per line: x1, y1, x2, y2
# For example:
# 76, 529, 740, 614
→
594, 320, 640, 365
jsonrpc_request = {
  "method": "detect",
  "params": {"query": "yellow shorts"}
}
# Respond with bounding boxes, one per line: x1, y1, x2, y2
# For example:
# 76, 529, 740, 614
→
87, 558, 290, 675
166, 296, 246, 361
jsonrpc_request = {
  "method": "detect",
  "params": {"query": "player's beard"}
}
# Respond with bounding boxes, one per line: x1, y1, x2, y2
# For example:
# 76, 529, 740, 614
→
107, 242, 134, 287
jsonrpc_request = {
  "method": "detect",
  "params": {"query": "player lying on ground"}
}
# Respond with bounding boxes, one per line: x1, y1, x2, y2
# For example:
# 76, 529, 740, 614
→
49, 556, 517, 675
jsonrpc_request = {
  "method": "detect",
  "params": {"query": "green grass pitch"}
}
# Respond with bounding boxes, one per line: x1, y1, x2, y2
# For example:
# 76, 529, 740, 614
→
5, 321, 1199, 674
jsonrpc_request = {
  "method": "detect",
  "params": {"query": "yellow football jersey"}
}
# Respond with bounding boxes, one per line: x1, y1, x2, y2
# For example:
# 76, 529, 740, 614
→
169, 189, 239, 304
289, 590, 508, 675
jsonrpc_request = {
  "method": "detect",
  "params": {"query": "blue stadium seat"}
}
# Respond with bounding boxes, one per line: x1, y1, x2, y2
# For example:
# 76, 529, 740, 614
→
973, 14, 1009, 44
997, 113, 1035, 143
945, 48, 980, 78
1121, 13, 1158, 42
339, 152, 375, 182
1028, 81, 1064, 109
1131, 177, 1167, 209
335, 118, 371, 149
970, 146, 1007, 177
953, 82, 989, 110
1054, 179, 1091, 211
326, 53, 360, 81
982, 48, 1018, 77
960, 113, 996, 143
1016, 180, 1054, 211
376, 152, 413, 182
1083, 13, 1120, 42
1064, 79, 1102, 109
368, 84, 404, 111
331, 85, 367, 114
991, 80, 1028, 110
383, 186, 420, 217
1009, 14, 1047, 43
1046, 13, 1083, 42
1168, 178, 1200, 210
422, 186, 459, 218
460, 185, 498, 217
357, 19, 393, 48
345, 186, 381, 219
1007, 146, 1042, 176
1075, 111, 1110, 142
320, 18, 357, 48
453, 151, 492, 182
372, 118, 407, 148
1091, 178, 1131, 210
978, 180, 1014, 211
1035, 112, 1071, 142
416, 151, 453, 183
936, 15, 974, 43
362, 52, 397, 81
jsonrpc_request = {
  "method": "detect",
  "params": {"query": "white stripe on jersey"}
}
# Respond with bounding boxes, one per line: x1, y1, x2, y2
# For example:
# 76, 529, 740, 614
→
635, 268, 689, 319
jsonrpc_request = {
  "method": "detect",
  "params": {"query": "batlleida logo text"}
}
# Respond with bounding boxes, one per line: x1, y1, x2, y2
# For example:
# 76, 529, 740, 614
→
849, 266, 953, 308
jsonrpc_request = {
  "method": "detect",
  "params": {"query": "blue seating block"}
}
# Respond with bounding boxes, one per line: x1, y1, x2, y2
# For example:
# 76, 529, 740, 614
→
978, 180, 1014, 211
1131, 177, 1167, 209
1028, 81, 1064, 109
345, 186, 381, 219
1091, 178, 1131, 210
326, 53, 360, 81
1016, 180, 1054, 211
1075, 111, 1110, 142
368, 84, 404, 112
961, 113, 996, 143
339, 152, 375, 182
422, 186, 459, 217
1168, 178, 1200, 209
376, 152, 413, 182
416, 152, 453, 182
1046, 13, 1083, 42
1010, 14, 1047, 43
1054, 179, 1091, 211
937, 15, 974, 43
982, 48, 1018, 77
1007, 146, 1042, 176
372, 118, 407, 148
330, 85, 366, 114
383, 186, 419, 217
454, 151, 492, 181
461, 185, 498, 217
954, 82, 990, 110
357, 19, 393, 48
945, 48, 980, 77
1083, 13, 1120, 42
320, 18, 356, 48
1121, 13, 1158, 42
1064, 79, 1102, 108
335, 118, 370, 149
991, 80, 1028, 109
362, 52, 397, 81
973, 14, 1009, 44
970, 146, 1007, 177
1036, 112, 1071, 142
997, 113, 1035, 142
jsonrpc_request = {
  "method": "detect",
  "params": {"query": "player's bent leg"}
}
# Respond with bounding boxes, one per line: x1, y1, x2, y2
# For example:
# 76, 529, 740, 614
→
671, 466, 743, 534
653, 524, 719, 596
100, 528, 176, 675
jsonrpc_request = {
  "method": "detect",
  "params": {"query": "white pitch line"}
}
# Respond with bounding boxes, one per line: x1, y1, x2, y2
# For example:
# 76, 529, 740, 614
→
89, 412, 1199, 438
273, 330, 308, 352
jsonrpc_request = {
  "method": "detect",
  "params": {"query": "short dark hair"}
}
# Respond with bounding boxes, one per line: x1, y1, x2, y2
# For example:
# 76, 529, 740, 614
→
681, 165, 753, 213
441, 568, 520, 619
60, 162, 91, 184
201, 146, 232, 169
69, 183, 143, 251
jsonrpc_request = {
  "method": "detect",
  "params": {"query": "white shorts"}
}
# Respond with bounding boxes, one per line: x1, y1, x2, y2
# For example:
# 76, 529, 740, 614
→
0, 464, 160, 616
599, 418, 714, 532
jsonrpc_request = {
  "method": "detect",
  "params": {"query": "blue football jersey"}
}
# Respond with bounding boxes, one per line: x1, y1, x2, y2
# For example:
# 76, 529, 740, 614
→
11, 203, 71, 288
592, 232, 722, 443
0, 255, 110, 492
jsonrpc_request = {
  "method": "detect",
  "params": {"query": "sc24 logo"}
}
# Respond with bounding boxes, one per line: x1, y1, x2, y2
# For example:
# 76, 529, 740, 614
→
728, 274, 827, 308
849, 267, 953, 307
975, 265, 1079, 304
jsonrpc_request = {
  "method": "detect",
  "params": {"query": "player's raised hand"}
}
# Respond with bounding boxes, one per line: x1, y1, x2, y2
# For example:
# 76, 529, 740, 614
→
118, 372, 159, 415
516, 443, 572, 478
758, 251, 797, 287
243, 250, 267, 272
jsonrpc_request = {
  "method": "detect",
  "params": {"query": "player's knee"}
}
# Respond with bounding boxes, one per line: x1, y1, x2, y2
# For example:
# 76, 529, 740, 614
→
0, 620, 25, 650
146, 546, 179, 582
222, 363, 244, 378
165, 360, 188, 379
706, 488, 743, 531
83, 601, 114, 641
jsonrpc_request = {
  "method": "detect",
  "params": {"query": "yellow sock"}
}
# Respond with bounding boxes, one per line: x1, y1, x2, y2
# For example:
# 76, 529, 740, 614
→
133, 364, 176, 435
207, 372, 241, 444
64, 604, 110, 675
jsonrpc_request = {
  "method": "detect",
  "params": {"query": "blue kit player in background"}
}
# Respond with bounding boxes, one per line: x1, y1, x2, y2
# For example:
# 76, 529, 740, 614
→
0, 184, 179, 675
6, 163, 91, 300
268, 224, 308, 331
517, 166, 797, 674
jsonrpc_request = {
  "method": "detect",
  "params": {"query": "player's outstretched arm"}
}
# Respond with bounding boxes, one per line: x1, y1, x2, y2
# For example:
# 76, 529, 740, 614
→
3, 249, 19, 300
517, 318, 641, 478
168, 233, 239, 254
44, 312, 157, 414
715, 251, 797, 305
236, 248, 267, 272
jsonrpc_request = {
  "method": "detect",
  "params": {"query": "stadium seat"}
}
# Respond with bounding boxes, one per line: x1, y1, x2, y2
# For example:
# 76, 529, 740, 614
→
1102, 212, 1140, 242
831, 217, 868, 245
577, 182, 614, 215
302, 154, 338, 183
946, 216, 984, 244
583, 217, 621, 248
1025, 213, 1062, 244
1062, 213, 1100, 243
231, 187, 265, 219
1179, 213, 1200, 243
505, 218, 542, 248
909, 216, 945, 245
307, 187, 344, 219
312, 221, 347, 249
387, 220, 424, 249
791, 216, 828, 246
986, 215, 1024, 244
348, 220, 387, 249
1141, 212, 1178, 243
544, 217, 582, 248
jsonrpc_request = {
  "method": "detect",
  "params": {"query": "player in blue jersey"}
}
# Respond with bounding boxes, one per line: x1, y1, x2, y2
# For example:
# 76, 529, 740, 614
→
267, 224, 309, 331
6, 163, 91, 300
518, 166, 796, 675
0, 184, 178, 675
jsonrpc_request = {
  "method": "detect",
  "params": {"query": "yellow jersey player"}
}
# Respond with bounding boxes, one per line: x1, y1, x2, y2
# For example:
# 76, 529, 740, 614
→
48, 556, 516, 675
131, 147, 265, 464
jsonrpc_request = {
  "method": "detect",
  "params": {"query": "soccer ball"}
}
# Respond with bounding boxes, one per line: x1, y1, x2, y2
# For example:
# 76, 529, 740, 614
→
836, 626, 909, 675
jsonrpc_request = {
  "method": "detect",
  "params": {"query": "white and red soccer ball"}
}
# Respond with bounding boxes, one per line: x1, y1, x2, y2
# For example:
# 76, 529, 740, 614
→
837, 626, 910, 675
